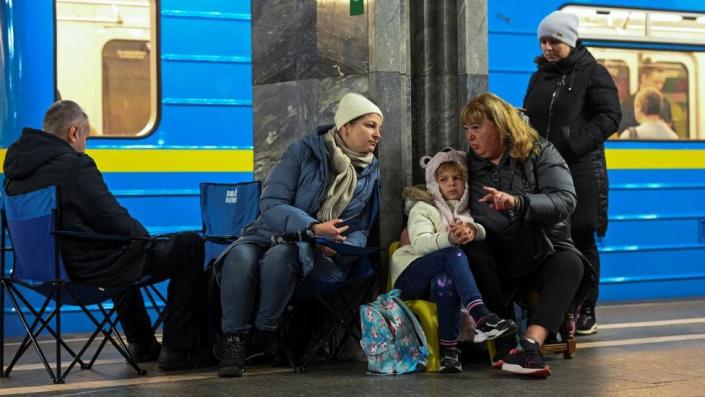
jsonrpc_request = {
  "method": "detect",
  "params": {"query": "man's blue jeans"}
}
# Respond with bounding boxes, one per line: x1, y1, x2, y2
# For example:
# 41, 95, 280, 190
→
393, 247, 483, 345
217, 242, 350, 334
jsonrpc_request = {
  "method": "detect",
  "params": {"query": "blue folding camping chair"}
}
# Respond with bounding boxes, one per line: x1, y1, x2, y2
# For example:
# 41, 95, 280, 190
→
0, 186, 148, 383
273, 185, 382, 371
199, 181, 261, 266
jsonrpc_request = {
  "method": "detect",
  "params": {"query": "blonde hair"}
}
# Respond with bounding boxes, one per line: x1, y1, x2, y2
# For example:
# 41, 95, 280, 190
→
435, 161, 468, 182
460, 93, 539, 160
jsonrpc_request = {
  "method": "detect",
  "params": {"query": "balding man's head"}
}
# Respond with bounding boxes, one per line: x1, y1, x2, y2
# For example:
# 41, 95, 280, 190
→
42, 100, 90, 153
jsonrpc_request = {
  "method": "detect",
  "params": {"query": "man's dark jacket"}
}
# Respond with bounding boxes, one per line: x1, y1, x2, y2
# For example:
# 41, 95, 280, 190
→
3, 128, 147, 286
523, 43, 622, 236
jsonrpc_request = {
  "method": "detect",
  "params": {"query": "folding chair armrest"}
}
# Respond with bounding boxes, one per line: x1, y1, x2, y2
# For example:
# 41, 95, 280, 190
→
53, 230, 150, 242
203, 235, 238, 244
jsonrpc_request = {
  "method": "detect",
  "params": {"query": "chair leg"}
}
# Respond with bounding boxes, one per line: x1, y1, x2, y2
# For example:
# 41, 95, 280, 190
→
3, 290, 55, 376
55, 284, 65, 383
4, 284, 59, 382
65, 288, 146, 376
1, 280, 5, 378
564, 338, 576, 359
7, 283, 87, 374
296, 313, 342, 372
330, 280, 375, 358
142, 285, 166, 331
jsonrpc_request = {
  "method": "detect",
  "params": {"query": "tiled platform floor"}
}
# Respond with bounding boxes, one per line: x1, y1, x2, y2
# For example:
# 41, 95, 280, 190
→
2, 299, 704, 396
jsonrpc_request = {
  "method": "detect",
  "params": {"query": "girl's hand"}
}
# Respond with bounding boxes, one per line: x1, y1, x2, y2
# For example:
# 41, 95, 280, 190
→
449, 222, 475, 245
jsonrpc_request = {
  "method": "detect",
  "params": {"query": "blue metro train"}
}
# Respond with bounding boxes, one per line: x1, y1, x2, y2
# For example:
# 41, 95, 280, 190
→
1, 0, 704, 336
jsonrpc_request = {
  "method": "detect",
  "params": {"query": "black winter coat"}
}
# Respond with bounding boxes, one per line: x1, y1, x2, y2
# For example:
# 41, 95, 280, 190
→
468, 140, 596, 305
4, 128, 148, 287
523, 43, 621, 236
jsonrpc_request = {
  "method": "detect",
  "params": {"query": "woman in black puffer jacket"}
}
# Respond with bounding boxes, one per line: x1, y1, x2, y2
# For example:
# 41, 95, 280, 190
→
460, 93, 596, 378
523, 11, 621, 335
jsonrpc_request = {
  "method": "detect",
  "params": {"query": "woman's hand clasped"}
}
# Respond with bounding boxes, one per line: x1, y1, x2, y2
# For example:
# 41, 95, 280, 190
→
479, 186, 517, 211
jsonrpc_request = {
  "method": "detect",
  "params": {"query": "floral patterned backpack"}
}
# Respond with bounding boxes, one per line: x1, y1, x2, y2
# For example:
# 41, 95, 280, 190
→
359, 289, 428, 374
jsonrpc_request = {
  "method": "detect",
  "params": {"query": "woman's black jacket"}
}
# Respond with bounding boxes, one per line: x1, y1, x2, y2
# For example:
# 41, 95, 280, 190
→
523, 43, 621, 235
468, 139, 597, 306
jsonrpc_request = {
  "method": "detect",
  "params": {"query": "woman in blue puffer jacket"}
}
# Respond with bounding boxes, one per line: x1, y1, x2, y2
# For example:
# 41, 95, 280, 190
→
215, 93, 382, 378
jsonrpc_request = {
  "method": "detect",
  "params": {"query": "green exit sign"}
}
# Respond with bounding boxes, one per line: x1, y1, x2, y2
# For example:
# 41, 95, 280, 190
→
350, 0, 364, 16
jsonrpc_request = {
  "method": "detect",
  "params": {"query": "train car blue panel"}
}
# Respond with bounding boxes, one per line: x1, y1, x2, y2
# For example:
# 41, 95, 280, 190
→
0, 1, 54, 147
602, 218, 703, 246
158, 105, 253, 147
601, 278, 705, 301
164, 0, 250, 15
162, 61, 252, 100
600, 248, 705, 297
101, 172, 254, 191
161, 15, 251, 59
488, 73, 530, 108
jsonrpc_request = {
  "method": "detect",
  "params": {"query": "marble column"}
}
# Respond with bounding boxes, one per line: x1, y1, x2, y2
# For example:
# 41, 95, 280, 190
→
458, 0, 489, 148
410, 0, 487, 183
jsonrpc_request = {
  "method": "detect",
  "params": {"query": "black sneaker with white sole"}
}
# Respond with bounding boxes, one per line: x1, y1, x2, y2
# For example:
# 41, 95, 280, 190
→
489, 333, 517, 369
439, 347, 462, 373
474, 313, 517, 343
576, 306, 598, 335
501, 338, 551, 378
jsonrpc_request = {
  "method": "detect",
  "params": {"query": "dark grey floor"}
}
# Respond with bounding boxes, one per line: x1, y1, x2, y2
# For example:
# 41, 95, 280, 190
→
2, 298, 705, 396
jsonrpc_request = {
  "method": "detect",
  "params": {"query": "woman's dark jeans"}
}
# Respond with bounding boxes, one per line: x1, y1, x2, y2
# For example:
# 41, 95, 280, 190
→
217, 242, 350, 334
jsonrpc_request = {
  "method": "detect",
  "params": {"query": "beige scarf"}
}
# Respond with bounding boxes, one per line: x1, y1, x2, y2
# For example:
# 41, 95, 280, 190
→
316, 127, 374, 222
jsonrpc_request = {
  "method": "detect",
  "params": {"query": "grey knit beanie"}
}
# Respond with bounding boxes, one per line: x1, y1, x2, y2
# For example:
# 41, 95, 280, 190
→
538, 11, 579, 47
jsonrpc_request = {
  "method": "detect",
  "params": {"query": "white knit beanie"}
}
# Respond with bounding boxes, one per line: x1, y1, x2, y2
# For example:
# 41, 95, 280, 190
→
538, 11, 579, 48
334, 93, 383, 130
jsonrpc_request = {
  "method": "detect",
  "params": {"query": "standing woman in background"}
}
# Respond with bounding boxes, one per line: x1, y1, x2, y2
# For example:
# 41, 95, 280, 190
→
523, 11, 621, 335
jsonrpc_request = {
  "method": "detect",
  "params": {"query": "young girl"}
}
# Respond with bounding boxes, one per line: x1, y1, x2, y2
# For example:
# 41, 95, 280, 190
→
391, 148, 516, 373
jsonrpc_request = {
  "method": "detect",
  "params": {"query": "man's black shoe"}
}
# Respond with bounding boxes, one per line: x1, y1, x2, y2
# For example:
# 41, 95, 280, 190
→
127, 338, 161, 363
217, 332, 248, 378
158, 347, 193, 371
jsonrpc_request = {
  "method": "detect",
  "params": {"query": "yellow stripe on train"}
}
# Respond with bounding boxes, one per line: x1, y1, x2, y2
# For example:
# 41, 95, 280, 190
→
0, 149, 254, 173
0, 148, 703, 172
605, 149, 705, 169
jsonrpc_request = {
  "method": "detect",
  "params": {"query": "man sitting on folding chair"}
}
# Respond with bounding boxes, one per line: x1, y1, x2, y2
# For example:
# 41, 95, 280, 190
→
214, 93, 382, 378
3, 100, 208, 370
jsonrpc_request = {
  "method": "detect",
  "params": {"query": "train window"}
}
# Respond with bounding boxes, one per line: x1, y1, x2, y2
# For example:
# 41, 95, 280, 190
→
563, 6, 705, 45
560, 5, 703, 141
55, 0, 157, 137
599, 59, 630, 104
594, 48, 694, 140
